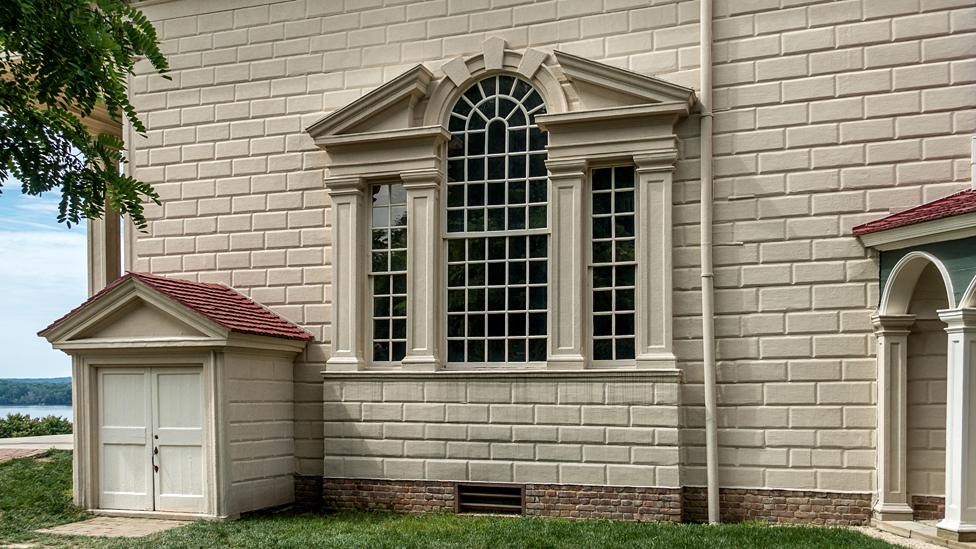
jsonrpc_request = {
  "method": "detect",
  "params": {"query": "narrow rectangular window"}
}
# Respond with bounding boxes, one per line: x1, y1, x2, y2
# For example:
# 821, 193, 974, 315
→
370, 183, 407, 364
590, 166, 636, 363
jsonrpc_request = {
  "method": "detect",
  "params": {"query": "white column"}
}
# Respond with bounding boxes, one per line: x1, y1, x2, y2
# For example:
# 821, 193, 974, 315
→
546, 159, 586, 369
326, 178, 367, 371
401, 169, 443, 371
87, 206, 121, 296
634, 153, 676, 369
937, 308, 976, 542
872, 313, 916, 521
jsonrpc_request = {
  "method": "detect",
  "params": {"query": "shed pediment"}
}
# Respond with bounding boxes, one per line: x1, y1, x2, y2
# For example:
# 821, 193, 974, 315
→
75, 297, 208, 340
40, 272, 312, 351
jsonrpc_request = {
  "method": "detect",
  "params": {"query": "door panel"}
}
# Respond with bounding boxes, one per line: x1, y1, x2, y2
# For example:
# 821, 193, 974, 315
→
97, 366, 207, 514
151, 369, 206, 513
97, 370, 152, 511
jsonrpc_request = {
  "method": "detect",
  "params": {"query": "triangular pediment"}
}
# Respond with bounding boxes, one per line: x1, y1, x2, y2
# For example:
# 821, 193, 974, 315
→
306, 64, 434, 138
40, 277, 228, 347
552, 50, 696, 110
74, 297, 208, 340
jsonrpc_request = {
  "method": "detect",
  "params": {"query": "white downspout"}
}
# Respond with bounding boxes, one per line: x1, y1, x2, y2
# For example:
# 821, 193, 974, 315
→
699, 0, 720, 524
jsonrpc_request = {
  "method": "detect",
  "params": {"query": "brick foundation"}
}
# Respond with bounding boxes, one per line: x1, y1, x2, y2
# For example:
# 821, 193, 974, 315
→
315, 478, 871, 525
682, 487, 872, 525
910, 495, 945, 521
295, 474, 324, 507
525, 484, 681, 521
323, 478, 456, 513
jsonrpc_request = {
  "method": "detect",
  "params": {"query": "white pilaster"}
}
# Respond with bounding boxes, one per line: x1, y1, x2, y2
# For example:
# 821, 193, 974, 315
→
872, 313, 916, 521
401, 169, 443, 371
87, 207, 122, 296
326, 178, 367, 371
937, 308, 976, 542
546, 159, 587, 370
634, 153, 676, 369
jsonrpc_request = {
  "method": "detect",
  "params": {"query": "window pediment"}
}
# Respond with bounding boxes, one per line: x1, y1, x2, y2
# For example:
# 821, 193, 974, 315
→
305, 39, 697, 146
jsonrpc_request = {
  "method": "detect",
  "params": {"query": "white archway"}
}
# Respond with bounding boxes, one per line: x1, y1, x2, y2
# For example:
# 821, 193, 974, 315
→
961, 275, 976, 309
879, 251, 956, 314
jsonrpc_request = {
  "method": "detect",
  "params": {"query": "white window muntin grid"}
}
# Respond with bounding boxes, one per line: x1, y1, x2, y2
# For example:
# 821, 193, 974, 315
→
369, 183, 408, 366
443, 75, 549, 367
588, 165, 637, 366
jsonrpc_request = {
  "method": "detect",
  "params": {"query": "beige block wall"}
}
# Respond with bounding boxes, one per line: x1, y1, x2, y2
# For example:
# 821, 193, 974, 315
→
126, 0, 976, 488
225, 352, 296, 514
322, 375, 681, 487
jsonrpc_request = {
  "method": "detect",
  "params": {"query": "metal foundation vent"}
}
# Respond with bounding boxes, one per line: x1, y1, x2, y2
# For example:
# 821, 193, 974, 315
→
456, 483, 524, 515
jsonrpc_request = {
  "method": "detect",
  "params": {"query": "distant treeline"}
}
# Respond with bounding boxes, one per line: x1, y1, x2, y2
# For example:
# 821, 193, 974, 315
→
0, 378, 72, 406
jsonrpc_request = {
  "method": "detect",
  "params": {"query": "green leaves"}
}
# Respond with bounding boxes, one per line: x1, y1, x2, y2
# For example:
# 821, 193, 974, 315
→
0, 0, 168, 228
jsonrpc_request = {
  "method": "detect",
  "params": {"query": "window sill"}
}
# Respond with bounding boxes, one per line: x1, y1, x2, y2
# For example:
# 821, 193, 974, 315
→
320, 367, 681, 380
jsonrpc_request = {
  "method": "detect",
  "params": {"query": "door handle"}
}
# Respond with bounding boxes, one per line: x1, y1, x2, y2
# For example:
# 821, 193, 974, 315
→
154, 465, 159, 473
154, 447, 159, 455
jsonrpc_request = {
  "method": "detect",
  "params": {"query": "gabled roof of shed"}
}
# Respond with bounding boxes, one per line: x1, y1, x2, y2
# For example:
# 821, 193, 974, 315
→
39, 272, 313, 341
853, 189, 976, 236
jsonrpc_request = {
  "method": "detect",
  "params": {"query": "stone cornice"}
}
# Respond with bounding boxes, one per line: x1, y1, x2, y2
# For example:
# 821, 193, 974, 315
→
535, 102, 690, 130
313, 125, 450, 148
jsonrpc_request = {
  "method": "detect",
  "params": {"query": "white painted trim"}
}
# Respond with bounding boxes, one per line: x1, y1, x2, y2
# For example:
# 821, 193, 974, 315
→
879, 251, 956, 314
962, 276, 976, 309
857, 212, 976, 251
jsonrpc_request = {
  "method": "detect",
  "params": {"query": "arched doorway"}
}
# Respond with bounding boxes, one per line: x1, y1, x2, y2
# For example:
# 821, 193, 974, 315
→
905, 264, 949, 520
872, 252, 954, 523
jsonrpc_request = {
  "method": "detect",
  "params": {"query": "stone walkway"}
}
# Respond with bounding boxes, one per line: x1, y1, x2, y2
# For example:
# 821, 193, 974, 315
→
0, 449, 44, 463
36, 517, 189, 538
0, 434, 72, 451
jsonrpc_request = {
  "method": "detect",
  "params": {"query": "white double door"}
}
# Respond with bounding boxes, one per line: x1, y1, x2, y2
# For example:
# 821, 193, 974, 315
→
97, 367, 206, 514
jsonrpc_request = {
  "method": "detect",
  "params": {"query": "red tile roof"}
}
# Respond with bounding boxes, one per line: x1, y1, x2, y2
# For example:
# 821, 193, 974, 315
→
40, 272, 313, 341
853, 189, 976, 236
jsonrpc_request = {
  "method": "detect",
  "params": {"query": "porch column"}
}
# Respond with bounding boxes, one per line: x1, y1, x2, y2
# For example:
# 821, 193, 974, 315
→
401, 169, 443, 371
937, 308, 976, 542
326, 177, 367, 371
871, 313, 916, 521
634, 153, 676, 369
546, 159, 586, 369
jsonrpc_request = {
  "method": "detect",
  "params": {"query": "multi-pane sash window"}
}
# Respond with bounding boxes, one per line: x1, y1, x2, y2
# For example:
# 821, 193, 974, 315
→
590, 166, 636, 362
445, 75, 549, 365
370, 183, 407, 364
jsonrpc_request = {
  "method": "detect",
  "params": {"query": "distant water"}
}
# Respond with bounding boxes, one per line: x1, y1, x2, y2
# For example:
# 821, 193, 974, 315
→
0, 405, 72, 421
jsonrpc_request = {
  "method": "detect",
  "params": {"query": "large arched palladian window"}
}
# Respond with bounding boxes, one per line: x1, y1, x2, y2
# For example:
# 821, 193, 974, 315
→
445, 75, 549, 365
308, 41, 695, 372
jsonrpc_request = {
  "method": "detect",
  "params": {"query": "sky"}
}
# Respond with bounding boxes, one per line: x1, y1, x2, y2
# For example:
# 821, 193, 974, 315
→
0, 184, 87, 378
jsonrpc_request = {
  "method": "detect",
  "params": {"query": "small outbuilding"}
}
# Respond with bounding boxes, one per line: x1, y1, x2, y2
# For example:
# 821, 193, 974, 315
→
39, 272, 310, 519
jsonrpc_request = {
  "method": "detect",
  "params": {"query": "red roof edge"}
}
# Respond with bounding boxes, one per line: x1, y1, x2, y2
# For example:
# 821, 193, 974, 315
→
853, 189, 976, 237
39, 272, 313, 342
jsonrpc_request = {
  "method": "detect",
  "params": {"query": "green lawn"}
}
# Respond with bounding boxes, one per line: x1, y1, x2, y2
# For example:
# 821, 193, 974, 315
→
0, 451, 898, 548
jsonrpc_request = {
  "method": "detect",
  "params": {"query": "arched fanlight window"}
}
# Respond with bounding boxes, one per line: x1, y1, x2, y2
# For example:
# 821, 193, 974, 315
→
444, 75, 548, 365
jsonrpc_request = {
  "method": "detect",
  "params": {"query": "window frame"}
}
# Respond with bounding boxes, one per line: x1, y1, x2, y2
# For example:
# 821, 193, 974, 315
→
368, 182, 409, 368
585, 164, 638, 368
440, 74, 551, 369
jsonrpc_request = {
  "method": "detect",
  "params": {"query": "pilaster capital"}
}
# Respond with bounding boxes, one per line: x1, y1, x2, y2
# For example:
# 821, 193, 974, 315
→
545, 158, 587, 176
938, 308, 976, 333
634, 149, 678, 173
400, 168, 442, 190
871, 313, 916, 335
325, 176, 365, 197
